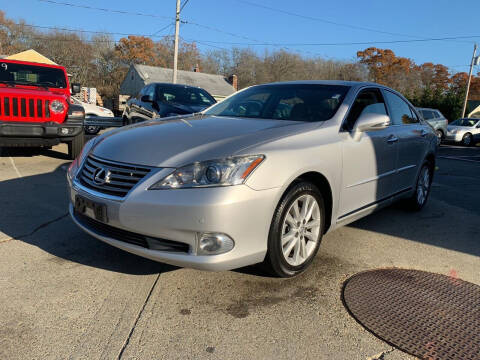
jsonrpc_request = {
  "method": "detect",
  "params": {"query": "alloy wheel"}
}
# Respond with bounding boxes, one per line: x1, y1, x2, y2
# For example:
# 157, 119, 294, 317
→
416, 166, 430, 206
281, 194, 321, 266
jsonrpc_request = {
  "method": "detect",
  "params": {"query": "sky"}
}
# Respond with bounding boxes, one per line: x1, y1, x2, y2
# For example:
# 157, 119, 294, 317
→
3, 0, 480, 73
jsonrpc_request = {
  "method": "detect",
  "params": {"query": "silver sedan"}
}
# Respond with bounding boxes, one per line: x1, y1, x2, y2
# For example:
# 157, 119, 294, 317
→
67, 81, 437, 277
445, 118, 480, 146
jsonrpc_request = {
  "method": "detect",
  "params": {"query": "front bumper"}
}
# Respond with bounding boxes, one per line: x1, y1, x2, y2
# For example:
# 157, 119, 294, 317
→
0, 118, 83, 146
445, 133, 463, 142
68, 177, 280, 271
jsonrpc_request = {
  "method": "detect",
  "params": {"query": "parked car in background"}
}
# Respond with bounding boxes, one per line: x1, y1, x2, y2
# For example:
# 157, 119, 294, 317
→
416, 108, 448, 141
71, 97, 114, 135
123, 83, 216, 124
68, 81, 437, 277
0, 59, 85, 159
446, 118, 480, 146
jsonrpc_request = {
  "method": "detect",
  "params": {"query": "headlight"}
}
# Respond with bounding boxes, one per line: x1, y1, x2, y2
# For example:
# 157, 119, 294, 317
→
50, 100, 65, 113
67, 138, 97, 180
149, 155, 265, 189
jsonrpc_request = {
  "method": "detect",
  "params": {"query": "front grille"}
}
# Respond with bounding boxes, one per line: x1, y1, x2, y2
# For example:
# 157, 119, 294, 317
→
0, 96, 51, 120
79, 155, 152, 197
74, 211, 189, 253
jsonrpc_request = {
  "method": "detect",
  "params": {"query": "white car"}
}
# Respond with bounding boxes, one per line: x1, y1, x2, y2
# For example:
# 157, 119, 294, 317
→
446, 118, 480, 146
71, 98, 114, 135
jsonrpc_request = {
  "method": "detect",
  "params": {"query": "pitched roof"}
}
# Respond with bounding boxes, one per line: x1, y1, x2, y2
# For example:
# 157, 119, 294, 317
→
5, 49, 57, 65
134, 64, 235, 97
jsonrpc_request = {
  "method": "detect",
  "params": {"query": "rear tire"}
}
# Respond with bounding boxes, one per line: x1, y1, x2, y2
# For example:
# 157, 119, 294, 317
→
435, 130, 443, 144
68, 132, 85, 160
404, 161, 433, 211
263, 181, 325, 277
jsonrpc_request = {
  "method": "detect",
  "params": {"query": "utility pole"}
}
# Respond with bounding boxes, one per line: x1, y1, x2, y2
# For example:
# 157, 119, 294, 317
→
172, 0, 181, 84
461, 43, 478, 118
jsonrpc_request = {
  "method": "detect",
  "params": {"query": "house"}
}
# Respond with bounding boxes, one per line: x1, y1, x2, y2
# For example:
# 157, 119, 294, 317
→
5, 49, 57, 65
120, 64, 237, 101
468, 101, 480, 118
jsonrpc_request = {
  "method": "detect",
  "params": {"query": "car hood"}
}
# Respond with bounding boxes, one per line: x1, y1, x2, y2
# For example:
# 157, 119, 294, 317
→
447, 125, 471, 131
167, 102, 209, 114
91, 115, 308, 167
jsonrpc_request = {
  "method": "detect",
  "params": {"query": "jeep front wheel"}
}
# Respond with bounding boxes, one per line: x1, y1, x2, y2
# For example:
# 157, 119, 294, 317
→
68, 132, 85, 160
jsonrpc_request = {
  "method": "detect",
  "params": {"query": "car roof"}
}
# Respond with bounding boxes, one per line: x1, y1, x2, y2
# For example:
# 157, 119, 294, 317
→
149, 82, 207, 90
0, 58, 66, 70
259, 80, 380, 88
416, 107, 440, 111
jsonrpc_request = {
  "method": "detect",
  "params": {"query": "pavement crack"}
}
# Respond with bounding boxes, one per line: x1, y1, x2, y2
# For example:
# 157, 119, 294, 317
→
0, 213, 68, 244
366, 348, 395, 360
117, 273, 161, 360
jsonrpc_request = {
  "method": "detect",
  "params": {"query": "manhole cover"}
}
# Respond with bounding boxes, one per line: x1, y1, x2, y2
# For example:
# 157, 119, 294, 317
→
342, 269, 480, 360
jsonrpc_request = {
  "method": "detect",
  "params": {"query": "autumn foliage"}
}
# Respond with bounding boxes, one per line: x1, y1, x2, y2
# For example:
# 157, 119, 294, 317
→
1, 10, 478, 119
358, 47, 480, 119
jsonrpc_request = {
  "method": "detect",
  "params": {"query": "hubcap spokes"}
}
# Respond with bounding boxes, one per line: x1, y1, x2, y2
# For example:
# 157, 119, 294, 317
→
417, 167, 430, 205
281, 195, 321, 266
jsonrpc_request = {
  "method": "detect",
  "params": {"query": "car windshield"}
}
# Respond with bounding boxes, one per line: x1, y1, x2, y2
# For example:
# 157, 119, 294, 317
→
0, 62, 67, 89
204, 84, 350, 122
450, 118, 479, 127
156, 86, 215, 107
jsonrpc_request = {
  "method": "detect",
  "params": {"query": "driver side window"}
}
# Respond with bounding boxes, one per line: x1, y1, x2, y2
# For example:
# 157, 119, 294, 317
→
344, 88, 387, 131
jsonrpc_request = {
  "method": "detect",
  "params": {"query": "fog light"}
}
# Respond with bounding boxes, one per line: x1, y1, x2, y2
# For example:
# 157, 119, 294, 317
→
60, 127, 69, 135
197, 232, 234, 255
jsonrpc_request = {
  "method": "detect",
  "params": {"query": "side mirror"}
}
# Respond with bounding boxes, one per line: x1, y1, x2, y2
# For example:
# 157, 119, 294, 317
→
141, 95, 153, 103
354, 113, 391, 132
71, 83, 81, 94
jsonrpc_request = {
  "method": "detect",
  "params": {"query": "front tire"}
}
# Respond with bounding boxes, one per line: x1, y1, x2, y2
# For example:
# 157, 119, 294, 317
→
263, 181, 325, 277
68, 132, 85, 160
84, 125, 100, 135
462, 133, 473, 146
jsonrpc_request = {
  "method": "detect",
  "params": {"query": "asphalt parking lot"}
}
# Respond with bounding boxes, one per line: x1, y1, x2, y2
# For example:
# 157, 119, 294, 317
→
0, 142, 479, 360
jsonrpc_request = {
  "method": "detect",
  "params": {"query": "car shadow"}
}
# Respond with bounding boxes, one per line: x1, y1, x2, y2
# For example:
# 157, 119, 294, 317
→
1, 146, 70, 160
347, 193, 480, 257
0, 163, 176, 275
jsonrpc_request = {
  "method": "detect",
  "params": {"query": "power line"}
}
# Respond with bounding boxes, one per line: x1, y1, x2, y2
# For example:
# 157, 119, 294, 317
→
233, 0, 474, 45
21, 23, 169, 38
234, 0, 421, 39
36, 0, 174, 20
151, 23, 175, 37
180, 0, 190, 13
192, 35, 480, 47
15, 22, 480, 48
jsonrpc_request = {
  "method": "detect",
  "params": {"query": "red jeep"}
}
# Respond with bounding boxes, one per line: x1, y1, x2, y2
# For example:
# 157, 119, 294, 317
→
0, 59, 85, 159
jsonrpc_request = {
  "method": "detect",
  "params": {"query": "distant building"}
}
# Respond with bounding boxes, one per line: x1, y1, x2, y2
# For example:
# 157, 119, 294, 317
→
120, 64, 237, 101
5, 49, 57, 65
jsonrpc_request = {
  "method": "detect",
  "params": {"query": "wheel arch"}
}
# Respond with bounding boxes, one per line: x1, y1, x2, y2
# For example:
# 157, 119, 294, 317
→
284, 171, 333, 234
425, 152, 435, 168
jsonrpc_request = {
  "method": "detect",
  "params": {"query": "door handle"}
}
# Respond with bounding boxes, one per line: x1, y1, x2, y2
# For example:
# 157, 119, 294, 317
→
387, 135, 398, 143
420, 129, 428, 137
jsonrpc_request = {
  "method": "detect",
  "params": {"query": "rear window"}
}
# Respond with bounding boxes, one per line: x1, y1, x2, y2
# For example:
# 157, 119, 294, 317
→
0, 62, 67, 88
420, 110, 435, 120
205, 84, 350, 122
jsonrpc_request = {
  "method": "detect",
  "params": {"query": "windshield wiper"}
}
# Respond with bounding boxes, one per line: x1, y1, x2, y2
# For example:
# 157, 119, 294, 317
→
0, 80, 16, 87
0, 80, 50, 90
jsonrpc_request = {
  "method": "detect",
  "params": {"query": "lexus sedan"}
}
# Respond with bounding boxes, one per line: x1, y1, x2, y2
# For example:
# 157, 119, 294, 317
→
67, 81, 437, 277
445, 118, 480, 146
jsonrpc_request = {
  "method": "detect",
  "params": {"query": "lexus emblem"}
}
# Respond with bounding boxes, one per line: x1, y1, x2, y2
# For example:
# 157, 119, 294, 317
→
93, 167, 110, 185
